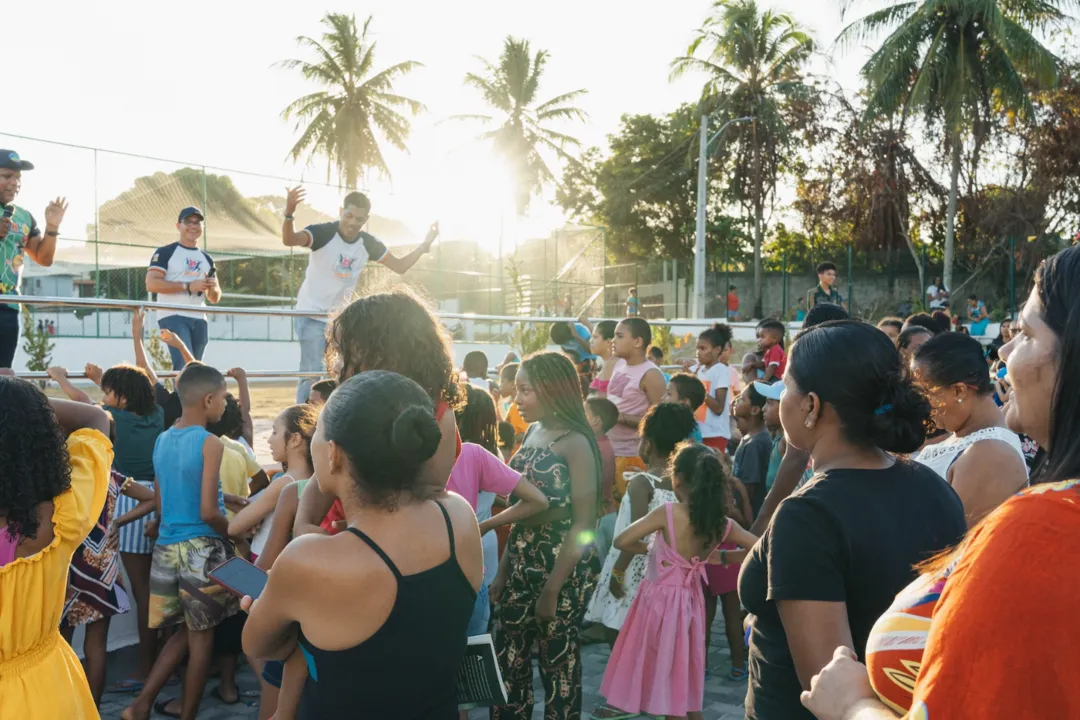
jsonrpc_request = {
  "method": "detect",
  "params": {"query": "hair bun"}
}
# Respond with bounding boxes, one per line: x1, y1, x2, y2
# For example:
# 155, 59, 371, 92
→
868, 375, 932, 454
390, 405, 442, 461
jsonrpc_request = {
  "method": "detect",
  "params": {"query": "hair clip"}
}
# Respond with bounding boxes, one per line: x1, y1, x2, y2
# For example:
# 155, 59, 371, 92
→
874, 404, 894, 415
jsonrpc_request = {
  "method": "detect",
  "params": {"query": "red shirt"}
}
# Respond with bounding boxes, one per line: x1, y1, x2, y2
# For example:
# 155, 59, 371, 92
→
320, 400, 461, 533
727, 292, 739, 312
763, 344, 786, 378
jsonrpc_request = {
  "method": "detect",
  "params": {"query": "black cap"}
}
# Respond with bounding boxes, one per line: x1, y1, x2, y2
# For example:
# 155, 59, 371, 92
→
0, 150, 34, 171
177, 206, 205, 222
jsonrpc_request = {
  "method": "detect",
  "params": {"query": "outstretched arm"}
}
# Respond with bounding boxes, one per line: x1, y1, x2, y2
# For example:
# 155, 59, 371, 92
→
47, 367, 93, 405
281, 187, 312, 247
381, 223, 438, 275
227, 367, 254, 447
130, 308, 159, 387
161, 329, 195, 367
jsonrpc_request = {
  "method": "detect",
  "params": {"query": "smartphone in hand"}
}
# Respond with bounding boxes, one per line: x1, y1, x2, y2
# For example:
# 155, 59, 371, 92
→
209, 557, 268, 600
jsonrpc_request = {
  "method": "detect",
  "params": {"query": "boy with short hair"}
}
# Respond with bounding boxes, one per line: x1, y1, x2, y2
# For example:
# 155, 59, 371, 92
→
463, 350, 492, 392
608, 317, 667, 499
732, 383, 774, 516
665, 372, 706, 443
647, 346, 670, 382
307, 378, 337, 406
755, 320, 787, 383
123, 363, 237, 720
584, 396, 619, 565
808, 260, 846, 310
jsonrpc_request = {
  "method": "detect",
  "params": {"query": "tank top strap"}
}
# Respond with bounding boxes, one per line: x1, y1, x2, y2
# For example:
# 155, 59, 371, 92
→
433, 500, 456, 560
344, 527, 402, 580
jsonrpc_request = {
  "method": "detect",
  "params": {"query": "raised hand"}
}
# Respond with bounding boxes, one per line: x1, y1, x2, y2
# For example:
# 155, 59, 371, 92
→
84, 363, 104, 386
46, 366, 69, 382
226, 367, 248, 382
159, 329, 181, 348
285, 186, 306, 216
422, 221, 440, 249
44, 197, 68, 229
131, 307, 145, 335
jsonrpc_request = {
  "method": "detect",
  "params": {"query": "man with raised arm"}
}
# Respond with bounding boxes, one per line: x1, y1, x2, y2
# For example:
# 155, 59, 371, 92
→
282, 186, 439, 403
0, 149, 68, 368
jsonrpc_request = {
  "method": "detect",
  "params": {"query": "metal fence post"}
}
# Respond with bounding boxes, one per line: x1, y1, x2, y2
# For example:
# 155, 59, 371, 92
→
201, 167, 209, 252
781, 251, 788, 317
847, 243, 854, 313
94, 149, 100, 339
1009, 236, 1016, 318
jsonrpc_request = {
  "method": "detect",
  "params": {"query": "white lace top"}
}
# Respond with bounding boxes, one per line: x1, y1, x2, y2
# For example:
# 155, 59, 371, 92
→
914, 427, 1029, 484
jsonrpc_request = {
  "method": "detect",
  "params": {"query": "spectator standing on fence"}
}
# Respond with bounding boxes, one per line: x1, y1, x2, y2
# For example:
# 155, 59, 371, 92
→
807, 263, 846, 310
0, 149, 67, 368
282, 187, 440, 404
626, 287, 640, 316
807, 261, 846, 311
145, 207, 220, 370
926, 275, 949, 310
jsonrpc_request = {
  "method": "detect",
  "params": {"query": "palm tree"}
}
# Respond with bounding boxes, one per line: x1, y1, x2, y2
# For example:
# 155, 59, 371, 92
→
838, 0, 1066, 292
279, 13, 425, 189
457, 37, 588, 214
671, 0, 815, 316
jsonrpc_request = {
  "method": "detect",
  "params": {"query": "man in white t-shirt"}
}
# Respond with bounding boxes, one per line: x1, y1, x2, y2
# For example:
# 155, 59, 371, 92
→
282, 187, 439, 402
145, 207, 221, 369
926, 276, 949, 309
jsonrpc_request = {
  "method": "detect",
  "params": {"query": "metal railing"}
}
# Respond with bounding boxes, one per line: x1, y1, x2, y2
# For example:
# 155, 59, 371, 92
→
15, 369, 326, 380
1, 295, 732, 327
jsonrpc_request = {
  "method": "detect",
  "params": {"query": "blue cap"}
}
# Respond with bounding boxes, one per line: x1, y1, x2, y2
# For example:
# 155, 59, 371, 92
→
752, 380, 784, 401
177, 206, 204, 222
0, 150, 33, 171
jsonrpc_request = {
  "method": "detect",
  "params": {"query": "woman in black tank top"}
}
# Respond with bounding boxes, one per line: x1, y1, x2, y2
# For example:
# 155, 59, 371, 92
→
241, 371, 484, 719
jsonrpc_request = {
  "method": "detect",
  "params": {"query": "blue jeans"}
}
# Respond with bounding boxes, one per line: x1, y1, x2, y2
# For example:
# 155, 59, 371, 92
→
295, 316, 328, 404
466, 583, 490, 637
157, 315, 208, 370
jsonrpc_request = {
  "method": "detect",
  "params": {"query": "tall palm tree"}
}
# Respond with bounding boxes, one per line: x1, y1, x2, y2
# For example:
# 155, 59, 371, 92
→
838, 0, 1066, 291
457, 37, 588, 214
672, 0, 814, 316
279, 13, 425, 189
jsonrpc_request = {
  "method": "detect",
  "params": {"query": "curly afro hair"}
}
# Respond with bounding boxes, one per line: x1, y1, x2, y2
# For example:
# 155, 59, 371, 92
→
326, 287, 464, 410
0, 377, 73, 541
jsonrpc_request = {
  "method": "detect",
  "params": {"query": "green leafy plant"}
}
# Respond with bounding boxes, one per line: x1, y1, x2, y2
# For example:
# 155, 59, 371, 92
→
652, 324, 675, 358
146, 330, 174, 390
20, 307, 54, 388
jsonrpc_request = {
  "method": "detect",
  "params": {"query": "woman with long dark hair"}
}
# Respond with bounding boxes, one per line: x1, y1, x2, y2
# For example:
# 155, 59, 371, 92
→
912, 332, 1028, 525
490, 351, 601, 720
737, 321, 965, 719
802, 245, 1080, 720
0, 377, 113, 718
293, 288, 464, 536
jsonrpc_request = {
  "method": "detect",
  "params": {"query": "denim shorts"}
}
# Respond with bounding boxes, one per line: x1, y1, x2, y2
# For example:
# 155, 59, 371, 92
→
466, 583, 490, 637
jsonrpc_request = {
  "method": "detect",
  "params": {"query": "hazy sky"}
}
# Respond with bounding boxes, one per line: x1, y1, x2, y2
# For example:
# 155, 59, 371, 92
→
4, 0, 867, 253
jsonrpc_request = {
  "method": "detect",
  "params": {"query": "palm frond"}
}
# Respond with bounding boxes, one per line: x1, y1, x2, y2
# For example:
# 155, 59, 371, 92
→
534, 89, 589, 114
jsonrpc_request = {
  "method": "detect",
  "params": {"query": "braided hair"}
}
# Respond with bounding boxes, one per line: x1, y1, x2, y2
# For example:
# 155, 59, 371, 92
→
520, 351, 603, 503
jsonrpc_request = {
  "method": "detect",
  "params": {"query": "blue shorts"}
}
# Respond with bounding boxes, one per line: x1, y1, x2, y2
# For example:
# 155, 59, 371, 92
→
466, 583, 490, 637
262, 660, 284, 688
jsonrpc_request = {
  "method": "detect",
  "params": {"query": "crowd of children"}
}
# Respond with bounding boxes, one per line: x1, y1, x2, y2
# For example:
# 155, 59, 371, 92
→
19, 292, 777, 720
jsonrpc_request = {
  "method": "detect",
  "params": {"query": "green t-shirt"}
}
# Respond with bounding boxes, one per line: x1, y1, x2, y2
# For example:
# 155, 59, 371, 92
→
106, 405, 165, 483
1, 205, 40, 310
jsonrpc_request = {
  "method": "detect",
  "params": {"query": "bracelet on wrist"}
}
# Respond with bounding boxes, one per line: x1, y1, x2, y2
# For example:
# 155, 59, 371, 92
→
284, 214, 295, 221
45, 230, 59, 237
611, 570, 625, 580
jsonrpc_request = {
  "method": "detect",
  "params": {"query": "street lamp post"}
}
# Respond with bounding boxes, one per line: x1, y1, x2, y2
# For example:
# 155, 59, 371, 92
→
693, 115, 752, 318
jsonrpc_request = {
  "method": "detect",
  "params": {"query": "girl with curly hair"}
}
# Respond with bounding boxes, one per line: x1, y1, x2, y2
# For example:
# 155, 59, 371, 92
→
294, 288, 463, 536
600, 442, 758, 720
0, 376, 114, 718
489, 351, 601, 720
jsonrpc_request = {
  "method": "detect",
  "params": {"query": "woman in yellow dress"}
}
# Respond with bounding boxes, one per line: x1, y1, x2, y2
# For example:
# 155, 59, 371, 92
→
0, 375, 114, 719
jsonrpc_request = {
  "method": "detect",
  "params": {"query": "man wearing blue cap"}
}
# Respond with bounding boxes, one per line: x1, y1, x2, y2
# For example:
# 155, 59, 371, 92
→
145, 207, 220, 369
0, 149, 68, 368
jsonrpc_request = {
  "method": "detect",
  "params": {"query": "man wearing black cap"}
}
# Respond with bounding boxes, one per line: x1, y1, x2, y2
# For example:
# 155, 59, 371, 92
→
145, 207, 220, 369
0, 149, 68, 368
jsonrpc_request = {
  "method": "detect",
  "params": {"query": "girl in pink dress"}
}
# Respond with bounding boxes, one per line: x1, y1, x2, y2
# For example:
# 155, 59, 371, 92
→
600, 443, 758, 720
